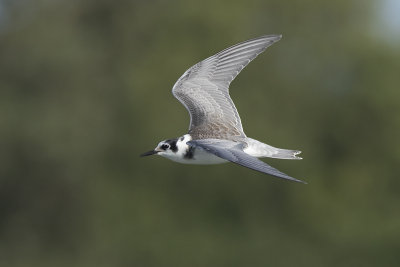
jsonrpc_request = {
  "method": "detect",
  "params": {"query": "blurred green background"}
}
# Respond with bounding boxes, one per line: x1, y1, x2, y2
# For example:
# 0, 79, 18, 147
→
1, 0, 400, 266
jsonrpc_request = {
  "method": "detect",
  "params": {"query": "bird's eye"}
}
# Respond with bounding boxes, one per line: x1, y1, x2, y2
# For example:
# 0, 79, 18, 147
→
161, 144, 169, 150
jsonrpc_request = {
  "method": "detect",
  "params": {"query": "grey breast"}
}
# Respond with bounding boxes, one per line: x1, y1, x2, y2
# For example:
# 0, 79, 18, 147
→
172, 35, 282, 140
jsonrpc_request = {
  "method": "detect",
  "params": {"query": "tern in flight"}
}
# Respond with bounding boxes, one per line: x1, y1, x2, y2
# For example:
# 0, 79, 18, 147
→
141, 35, 305, 183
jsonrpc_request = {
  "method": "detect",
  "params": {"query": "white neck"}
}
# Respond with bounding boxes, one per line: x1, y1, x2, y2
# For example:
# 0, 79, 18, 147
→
159, 134, 191, 163
176, 134, 192, 151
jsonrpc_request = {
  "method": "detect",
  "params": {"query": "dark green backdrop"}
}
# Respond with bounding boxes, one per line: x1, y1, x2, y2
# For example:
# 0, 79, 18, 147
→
1, 0, 400, 266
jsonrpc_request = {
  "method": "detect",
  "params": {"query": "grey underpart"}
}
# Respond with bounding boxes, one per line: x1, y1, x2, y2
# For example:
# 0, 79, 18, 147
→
188, 139, 306, 184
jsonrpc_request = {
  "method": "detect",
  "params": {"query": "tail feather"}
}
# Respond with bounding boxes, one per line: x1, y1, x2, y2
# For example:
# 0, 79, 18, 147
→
243, 138, 302, 160
270, 147, 302, 160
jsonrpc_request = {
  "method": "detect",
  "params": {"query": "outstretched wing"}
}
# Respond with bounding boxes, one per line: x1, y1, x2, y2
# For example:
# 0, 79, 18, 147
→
172, 35, 282, 140
188, 139, 306, 183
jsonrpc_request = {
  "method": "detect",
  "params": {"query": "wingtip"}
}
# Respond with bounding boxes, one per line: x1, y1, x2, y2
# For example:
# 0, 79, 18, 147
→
257, 34, 282, 43
289, 176, 307, 184
271, 34, 282, 41
299, 179, 308, 185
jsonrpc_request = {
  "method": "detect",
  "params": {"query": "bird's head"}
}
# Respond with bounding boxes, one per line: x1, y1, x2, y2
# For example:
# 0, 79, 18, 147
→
140, 139, 178, 157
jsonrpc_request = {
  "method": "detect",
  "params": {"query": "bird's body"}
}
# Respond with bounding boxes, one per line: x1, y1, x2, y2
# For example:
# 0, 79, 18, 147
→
158, 135, 228, 165
141, 35, 306, 183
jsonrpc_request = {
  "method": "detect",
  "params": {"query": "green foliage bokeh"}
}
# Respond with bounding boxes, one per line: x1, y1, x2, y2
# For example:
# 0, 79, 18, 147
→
1, 0, 399, 266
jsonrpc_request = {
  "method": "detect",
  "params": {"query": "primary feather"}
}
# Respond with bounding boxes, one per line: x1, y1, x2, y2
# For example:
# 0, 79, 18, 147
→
189, 139, 306, 183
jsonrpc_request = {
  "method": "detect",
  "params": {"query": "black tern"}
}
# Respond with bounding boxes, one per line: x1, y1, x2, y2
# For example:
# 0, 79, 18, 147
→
141, 35, 305, 183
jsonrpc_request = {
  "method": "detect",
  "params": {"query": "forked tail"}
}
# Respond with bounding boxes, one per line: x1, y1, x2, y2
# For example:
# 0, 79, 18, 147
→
243, 138, 302, 160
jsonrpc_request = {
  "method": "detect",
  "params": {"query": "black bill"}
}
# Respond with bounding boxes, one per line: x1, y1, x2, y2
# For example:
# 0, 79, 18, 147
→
140, 150, 158, 157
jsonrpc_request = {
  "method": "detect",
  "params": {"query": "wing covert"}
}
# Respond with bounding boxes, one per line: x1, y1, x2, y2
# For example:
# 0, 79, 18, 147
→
172, 35, 282, 140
